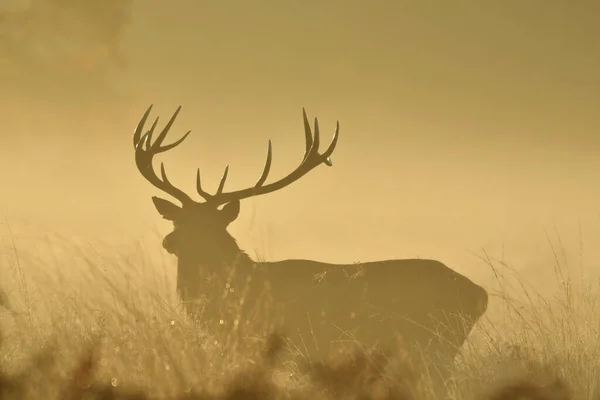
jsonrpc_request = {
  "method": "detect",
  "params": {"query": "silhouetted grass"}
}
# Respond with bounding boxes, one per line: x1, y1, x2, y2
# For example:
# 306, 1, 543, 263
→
0, 224, 596, 399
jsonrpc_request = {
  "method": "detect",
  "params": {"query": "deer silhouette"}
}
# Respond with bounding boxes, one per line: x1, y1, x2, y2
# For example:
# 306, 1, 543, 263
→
132, 105, 488, 365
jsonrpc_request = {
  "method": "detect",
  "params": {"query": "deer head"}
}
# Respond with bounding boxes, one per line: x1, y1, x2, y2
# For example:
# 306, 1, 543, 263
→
132, 105, 339, 298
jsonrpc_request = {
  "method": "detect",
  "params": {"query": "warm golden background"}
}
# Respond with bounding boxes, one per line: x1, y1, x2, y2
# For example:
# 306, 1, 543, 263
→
2, 0, 600, 296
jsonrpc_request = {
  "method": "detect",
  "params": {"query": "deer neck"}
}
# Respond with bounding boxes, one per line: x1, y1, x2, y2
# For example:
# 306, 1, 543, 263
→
175, 231, 254, 296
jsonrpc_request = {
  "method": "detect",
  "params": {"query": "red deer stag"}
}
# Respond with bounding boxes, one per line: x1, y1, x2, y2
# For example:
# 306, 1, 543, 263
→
132, 105, 488, 365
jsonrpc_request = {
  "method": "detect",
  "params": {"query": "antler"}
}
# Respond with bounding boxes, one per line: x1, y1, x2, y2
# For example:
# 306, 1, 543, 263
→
198, 108, 339, 206
133, 105, 339, 207
133, 105, 193, 205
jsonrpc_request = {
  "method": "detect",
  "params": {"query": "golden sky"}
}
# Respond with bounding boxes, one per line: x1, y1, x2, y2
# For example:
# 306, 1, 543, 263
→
2, 0, 600, 289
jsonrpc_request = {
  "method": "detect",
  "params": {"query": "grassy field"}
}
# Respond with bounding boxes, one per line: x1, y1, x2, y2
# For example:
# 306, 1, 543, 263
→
0, 224, 597, 400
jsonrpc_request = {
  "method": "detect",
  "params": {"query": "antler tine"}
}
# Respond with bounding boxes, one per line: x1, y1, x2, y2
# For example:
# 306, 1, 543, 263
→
322, 120, 339, 166
308, 116, 320, 160
255, 140, 273, 188
216, 166, 229, 195
144, 117, 160, 150
133, 105, 153, 149
302, 108, 314, 157
152, 106, 185, 152
203, 109, 339, 206
196, 168, 213, 200
133, 106, 193, 205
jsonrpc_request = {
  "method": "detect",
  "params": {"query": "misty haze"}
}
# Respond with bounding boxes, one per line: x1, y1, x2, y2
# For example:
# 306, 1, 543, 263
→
1, 1, 599, 399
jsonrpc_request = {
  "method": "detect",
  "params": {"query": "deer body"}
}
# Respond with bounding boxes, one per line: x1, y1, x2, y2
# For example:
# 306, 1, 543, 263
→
132, 105, 488, 363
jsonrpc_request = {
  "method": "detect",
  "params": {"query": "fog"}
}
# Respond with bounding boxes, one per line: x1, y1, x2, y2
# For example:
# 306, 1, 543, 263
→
2, 0, 600, 297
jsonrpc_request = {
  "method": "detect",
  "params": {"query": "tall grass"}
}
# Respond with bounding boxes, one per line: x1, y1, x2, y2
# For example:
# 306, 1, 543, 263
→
0, 222, 597, 399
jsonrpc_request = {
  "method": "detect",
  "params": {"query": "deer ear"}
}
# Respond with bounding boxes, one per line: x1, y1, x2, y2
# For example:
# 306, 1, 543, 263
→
152, 197, 181, 221
220, 200, 240, 224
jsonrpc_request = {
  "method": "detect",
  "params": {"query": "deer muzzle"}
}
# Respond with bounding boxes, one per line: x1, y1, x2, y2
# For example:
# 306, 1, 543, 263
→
162, 231, 180, 254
